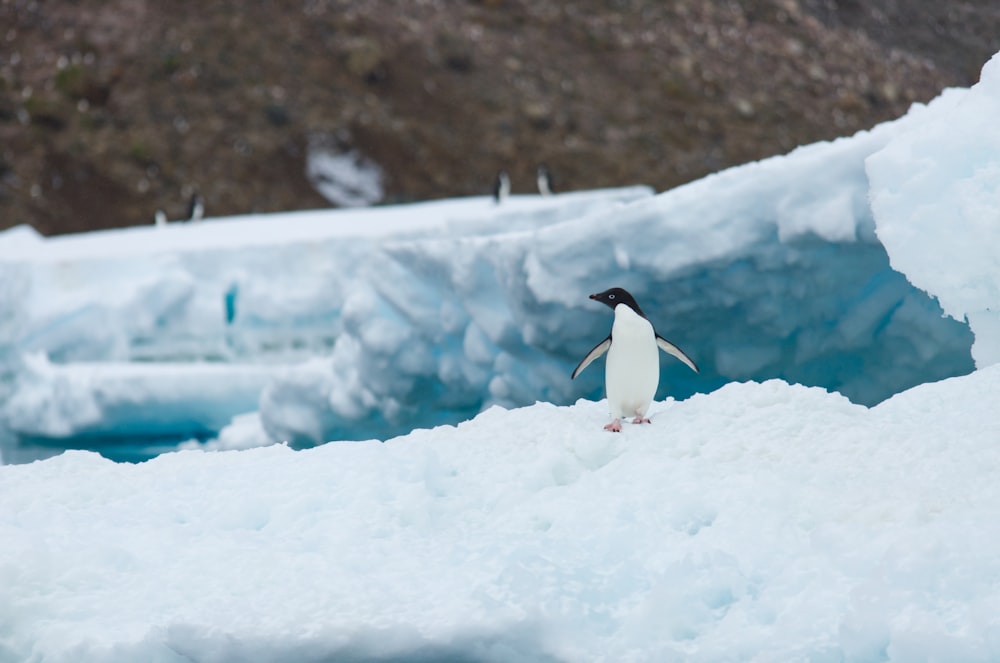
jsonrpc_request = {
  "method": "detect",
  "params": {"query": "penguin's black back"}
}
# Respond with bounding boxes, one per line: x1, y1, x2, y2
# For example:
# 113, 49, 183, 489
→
493, 171, 509, 202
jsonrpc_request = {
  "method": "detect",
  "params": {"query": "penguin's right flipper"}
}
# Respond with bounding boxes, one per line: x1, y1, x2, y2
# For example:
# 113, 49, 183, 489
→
572, 336, 611, 379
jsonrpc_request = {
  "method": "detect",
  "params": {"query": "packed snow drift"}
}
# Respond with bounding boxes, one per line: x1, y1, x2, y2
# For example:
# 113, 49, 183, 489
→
2, 366, 999, 662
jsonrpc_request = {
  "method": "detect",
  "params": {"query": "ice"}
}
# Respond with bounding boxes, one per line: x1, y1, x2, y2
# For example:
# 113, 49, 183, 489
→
868, 52, 1000, 368
3, 55, 1000, 461
1, 127, 979, 456
3, 354, 275, 440
2, 189, 665, 452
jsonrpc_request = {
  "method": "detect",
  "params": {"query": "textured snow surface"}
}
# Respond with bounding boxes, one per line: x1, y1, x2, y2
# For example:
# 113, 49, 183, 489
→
2, 365, 999, 662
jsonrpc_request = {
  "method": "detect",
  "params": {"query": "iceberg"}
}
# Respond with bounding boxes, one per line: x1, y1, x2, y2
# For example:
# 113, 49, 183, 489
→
0, 123, 975, 456
868, 53, 1000, 368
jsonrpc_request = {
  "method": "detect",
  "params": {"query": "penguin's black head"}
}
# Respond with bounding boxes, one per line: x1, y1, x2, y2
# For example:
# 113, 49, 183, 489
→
589, 287, 646, 317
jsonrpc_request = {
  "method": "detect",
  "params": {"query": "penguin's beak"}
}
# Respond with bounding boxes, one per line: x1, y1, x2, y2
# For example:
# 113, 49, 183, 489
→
589, 293, 598, 300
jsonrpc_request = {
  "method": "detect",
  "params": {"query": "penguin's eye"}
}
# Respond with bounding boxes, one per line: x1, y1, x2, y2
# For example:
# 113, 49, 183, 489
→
608, 293, 615, 299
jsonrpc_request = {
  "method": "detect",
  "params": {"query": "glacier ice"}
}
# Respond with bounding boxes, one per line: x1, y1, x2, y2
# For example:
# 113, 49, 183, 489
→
868, 52, 1000, 368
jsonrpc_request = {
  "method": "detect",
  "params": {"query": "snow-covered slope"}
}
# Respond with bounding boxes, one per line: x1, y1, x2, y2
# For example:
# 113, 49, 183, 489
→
2, 364, 999, 663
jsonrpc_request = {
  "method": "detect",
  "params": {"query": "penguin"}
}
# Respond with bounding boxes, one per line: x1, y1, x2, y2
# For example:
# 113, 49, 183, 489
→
154, 209, 167, 227
537, 165, 554, 196
493, 170, 510, 205
572, 287, 698, 432
186, 192, 204, 222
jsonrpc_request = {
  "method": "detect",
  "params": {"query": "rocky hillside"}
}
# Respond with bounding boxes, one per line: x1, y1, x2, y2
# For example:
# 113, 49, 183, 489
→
1, 0, 998, 235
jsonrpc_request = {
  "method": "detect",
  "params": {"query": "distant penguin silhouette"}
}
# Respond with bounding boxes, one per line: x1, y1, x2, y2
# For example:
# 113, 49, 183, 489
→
537, 165, 554, 196
154, 210, 167, 227
187, 192, 204, 222
493, 170, 510, 205
572, 287, 698, 432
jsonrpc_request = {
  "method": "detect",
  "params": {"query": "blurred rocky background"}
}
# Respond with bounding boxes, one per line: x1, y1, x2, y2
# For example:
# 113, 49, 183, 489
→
1, 0, 998, 235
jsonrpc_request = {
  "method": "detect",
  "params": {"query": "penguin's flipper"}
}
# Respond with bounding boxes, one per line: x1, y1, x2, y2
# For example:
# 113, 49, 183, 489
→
571, 336, 611, 379
656, 334, 699, 373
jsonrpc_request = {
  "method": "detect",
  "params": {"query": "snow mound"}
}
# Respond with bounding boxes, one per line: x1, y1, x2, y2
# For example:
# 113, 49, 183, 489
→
2, 367, 999, 662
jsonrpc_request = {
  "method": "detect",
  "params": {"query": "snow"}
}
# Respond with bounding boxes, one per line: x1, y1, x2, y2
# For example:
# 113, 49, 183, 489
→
2, 365, 1000, 662
2, 46, 1000, 662
305, 140, 385, 208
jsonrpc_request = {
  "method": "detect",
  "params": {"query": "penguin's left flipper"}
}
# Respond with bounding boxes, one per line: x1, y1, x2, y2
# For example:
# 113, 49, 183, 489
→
656, 334, 699, 373
571, 336, 611, 380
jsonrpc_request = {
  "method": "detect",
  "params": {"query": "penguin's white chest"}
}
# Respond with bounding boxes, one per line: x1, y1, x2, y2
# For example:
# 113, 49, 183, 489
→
605, 305, 659, 418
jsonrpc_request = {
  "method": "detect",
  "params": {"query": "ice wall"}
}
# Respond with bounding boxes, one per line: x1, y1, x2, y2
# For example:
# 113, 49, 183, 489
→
0, 114, 977, 456
868, 53, 1000, 368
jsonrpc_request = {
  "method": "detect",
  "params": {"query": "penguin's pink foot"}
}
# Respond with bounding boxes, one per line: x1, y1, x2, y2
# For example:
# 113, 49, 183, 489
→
604, 419, 622, 432
631, 416, 651, 424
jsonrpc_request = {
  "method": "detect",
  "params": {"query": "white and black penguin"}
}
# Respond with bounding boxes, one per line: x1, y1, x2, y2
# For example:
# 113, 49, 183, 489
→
493, 170, 510, 205
537, 165, 554, 196
572, 287, 699, 432
187, 192, 204, 222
